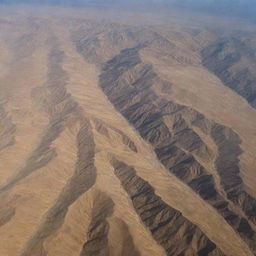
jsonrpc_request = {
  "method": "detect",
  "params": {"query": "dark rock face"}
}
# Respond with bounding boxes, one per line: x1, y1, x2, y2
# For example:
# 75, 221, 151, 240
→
80, 193, 114, 256
96, 45, 256, 253
111, 159, 225, 256
21, 120, 97, 256
93, 118, 138, 153
19, 119, 97, 256
11, 38, 98, 256
201, 37, 256, 108
2, 11, 256, 256
80, 194, 141, 256
211, 124, 256, 224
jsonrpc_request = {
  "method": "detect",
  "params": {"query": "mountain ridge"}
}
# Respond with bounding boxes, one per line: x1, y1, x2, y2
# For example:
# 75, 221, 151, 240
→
0, 5, 256, 256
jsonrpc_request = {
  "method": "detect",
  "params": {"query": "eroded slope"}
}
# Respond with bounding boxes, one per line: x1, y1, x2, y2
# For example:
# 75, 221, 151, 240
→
0, 7, 255, 256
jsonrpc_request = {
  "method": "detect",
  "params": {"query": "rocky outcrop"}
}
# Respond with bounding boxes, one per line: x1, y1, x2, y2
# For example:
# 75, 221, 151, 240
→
211, 124, 256, 225
79, 190, 141, 256
73, 22, 177, 66
97, 45, 256, 253
93, 118, 137, 152
80, 192, 114, 256
20, 119, 97, 256
0, 40, 78, 193
1, 37, 98, 256
1, 11, 256, 256
110, 127, 138, 153
201, 37, 256, 108
111, 158, 225, 256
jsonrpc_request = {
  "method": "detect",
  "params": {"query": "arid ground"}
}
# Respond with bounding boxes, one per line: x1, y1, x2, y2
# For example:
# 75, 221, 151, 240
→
0, 4, 256, 256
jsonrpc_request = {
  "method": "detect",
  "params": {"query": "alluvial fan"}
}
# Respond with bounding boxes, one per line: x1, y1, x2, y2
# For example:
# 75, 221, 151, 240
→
0, 4, 256, 256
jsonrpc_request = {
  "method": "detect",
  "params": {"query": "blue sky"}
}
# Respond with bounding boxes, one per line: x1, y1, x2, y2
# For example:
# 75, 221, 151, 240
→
0, 0, 255, 21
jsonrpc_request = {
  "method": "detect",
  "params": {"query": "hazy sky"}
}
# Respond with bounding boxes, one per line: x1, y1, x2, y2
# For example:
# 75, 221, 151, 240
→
0, 0, 255, 21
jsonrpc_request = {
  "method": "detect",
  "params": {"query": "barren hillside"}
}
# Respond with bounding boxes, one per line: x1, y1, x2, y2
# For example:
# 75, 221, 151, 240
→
0, 5, 256, 256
